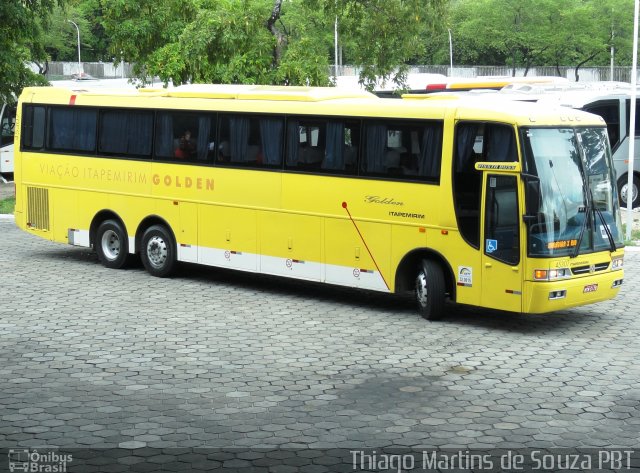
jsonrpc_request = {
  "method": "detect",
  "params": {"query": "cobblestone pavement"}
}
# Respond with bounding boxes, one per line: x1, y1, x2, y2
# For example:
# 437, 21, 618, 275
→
0, 220, 639, 471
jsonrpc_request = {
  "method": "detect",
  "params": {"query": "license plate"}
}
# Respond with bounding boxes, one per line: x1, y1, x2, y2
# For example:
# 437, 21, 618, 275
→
583, 284, 598, 293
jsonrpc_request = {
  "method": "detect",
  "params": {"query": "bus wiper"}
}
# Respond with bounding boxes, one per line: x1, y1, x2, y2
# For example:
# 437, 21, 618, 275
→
571, 201, 589, 258
591, 189, 617, 253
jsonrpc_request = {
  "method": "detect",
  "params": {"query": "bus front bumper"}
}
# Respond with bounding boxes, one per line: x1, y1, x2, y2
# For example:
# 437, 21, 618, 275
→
523, 271, 624, 314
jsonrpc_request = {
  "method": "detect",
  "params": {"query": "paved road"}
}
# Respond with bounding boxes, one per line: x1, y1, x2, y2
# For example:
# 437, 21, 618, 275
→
0, 219, 639, 471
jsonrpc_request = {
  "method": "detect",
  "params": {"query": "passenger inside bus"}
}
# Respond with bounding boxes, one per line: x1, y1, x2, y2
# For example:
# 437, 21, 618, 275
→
175, 130, 196, 159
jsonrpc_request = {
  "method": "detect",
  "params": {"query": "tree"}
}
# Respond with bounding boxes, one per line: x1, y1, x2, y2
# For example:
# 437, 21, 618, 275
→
436, 0, 635, 79
101, 0, 446, 89
0, 0, 62, 104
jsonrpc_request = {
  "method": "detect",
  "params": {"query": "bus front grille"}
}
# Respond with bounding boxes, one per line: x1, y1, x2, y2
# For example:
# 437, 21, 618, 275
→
27, 187, 50, 231
571, 262, 609, 275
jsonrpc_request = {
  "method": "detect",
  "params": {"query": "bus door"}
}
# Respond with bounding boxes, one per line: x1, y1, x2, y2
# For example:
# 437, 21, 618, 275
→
480, 173, 523, 312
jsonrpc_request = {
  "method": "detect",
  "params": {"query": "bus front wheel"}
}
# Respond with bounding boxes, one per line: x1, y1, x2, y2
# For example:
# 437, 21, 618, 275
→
618, 175, 640, 209
415, 259, 446, 321
95, 220, 130, 269
141, 225, 176, 277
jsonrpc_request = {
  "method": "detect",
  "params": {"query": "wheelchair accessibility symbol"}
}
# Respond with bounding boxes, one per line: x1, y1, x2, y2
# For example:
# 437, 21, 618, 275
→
485, 239, 498, 253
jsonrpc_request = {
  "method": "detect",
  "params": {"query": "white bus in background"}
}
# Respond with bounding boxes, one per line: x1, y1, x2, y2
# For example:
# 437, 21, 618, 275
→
497, 82, 640, 208
0, 103, 16, 179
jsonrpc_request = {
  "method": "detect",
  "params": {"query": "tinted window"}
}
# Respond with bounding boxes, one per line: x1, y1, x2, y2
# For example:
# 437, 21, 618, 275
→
218, 114, 284, 168
361, 120, 442, 180
1, 106, 16, 148
485, 175, 520, 265
48, 107, 97, 152
99, 110, 153, 157
584, 101, 620, 148
453, 122, 516, 248
22, 106, 46, 150
625, 99, 640, 135
286, 117, 359, 174
155, 111, 217, 163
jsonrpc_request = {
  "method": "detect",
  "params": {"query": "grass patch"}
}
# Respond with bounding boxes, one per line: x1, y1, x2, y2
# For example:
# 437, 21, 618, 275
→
621, 224, 640, 245
0, 197, 15, 214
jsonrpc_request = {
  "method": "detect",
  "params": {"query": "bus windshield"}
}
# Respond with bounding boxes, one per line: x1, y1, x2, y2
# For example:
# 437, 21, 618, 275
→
522, 127, 623, 257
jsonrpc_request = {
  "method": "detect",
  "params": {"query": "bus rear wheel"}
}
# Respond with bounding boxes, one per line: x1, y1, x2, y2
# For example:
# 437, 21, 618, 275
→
140, 224, 176, 277
415, 259, 446, 321
618, 175, 640, 209
95, 219, 130, 269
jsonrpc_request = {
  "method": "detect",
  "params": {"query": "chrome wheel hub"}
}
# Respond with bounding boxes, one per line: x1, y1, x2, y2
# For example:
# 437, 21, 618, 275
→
147, 236, 168, 268
416, 272, 428, 307
101, 229, 120, 261
620, 182, 637, 206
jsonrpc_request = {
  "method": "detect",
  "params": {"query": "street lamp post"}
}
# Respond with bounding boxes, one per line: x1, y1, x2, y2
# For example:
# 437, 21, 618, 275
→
448, 29, 453, 75
68, 20, 82, 76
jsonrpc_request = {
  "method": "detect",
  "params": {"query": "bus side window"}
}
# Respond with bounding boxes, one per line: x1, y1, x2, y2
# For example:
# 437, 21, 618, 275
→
584, 102, 620, 150
22, 106, 45, 150
454, 123, 517, 248
99, 109, 152, 158
155, 112, 216, 163
219, 115, 283, 168
1, 106, 16, 148
361, 120, 442, 181
454, 122, 482, 247
285, 118, 325, 170
49, 107, 97, 153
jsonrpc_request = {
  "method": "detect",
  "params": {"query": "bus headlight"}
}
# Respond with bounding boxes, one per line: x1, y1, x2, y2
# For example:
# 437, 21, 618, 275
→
611, 257, 624, 270
534, 268, 571, 280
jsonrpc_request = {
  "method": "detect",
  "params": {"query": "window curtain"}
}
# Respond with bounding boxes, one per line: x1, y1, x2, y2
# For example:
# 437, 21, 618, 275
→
100, 111, 151, 156
50, 109, 96, 152
197, 116, 212, 161
487, 125, 516, 162
126, 112, 152, 155
418, 125, 443, 178
99, 113, 127, 154
286, 120, 299, 166
259, 118, 283, 165
364, 123, 387, 173
75, 110, 96, 151
155, 113, 174, 158
229, 116, 249, 162
455, 124, 479, 172
322, 122, 345, 170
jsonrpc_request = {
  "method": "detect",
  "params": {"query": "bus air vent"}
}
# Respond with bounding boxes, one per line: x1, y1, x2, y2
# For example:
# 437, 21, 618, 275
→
571, 262, 609, 275
26, 187, 50, 231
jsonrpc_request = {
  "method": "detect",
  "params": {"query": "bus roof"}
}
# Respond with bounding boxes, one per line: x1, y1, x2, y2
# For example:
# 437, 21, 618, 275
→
20, 84, 606, 127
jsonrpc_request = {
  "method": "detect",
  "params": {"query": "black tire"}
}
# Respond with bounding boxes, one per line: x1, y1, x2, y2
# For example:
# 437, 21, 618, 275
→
618, 174, 640, 209
415, 259, 446, 321
140, 224, 176, 277
95, 219, 130, 269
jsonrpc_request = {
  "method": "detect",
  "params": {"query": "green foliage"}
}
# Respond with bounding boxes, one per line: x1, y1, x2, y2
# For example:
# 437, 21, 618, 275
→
441, 0, 635, 74
101, 0, 446, 89
0, 0, 61, 103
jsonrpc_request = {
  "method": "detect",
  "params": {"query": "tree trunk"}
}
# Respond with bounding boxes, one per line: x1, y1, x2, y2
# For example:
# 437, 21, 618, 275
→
574, 51, 600, 82
266, 0, 286, 69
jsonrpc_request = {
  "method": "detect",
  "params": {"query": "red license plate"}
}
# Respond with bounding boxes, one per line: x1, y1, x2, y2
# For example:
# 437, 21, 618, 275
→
583, 284, 598, 293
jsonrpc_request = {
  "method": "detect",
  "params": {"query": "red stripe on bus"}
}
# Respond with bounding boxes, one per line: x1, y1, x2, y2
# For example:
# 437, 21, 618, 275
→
342, 201, 389, 291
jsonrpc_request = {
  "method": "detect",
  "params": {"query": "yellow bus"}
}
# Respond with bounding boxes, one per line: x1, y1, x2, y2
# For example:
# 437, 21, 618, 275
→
14, 84, 624, 320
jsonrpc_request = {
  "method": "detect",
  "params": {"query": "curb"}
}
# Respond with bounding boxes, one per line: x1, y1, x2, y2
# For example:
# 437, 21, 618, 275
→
0, 214, 15, 220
